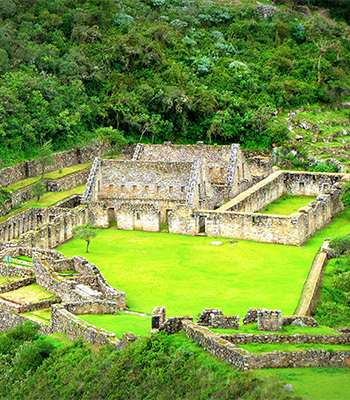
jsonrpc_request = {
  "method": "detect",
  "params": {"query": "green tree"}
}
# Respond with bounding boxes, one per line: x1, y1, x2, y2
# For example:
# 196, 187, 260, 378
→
72, 222, 98, 253
95, 127, 128, 155
37, 141, 56, 179
31, 181, 45, 201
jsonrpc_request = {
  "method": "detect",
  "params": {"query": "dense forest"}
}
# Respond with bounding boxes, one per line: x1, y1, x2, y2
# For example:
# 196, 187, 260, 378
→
0, 323, 297, 400
0, 0, 349, 166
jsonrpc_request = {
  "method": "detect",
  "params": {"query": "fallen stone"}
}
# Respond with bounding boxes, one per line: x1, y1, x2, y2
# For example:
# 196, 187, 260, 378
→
284, 384, 294, 393
210, 241, 222, 246
291, 319, 307, 328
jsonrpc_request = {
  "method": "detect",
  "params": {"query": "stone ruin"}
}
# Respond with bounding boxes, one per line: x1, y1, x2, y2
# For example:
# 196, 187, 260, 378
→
82, 142, 350, 246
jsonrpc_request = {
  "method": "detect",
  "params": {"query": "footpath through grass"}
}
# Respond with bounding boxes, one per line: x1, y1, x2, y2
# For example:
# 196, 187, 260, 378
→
59, 210, 350, 318
257, 195, 317, 215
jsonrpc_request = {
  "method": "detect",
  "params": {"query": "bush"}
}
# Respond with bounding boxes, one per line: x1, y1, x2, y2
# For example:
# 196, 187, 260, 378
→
0, 321, 39, 355
329, 235, 350, 255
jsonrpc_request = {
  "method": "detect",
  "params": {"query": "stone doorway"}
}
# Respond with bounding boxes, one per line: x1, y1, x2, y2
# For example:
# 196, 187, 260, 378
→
133, 211, 143, 231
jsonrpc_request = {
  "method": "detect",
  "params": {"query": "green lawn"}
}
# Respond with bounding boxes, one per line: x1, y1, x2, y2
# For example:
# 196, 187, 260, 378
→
79, 312, 150, 338
255, 368, 350, 400
6, 163, 92, 192
257, 195, 317, 215
58, 210, 350, 318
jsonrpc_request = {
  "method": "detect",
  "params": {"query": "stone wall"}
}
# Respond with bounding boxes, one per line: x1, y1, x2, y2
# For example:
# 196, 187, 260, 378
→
210, 315, 239, 330
32, 252, 126, 307
181, 320, 249, 370
0, 169, 89, 218
0, 310, 52, 335
51, 304, 120, 347
220, 332, 350, 345
0, 142, 110, 189
0, 298, 58, 315
152, 306, 166, 330
117, 203, 160, 232
0, 276, 35, 294
179, 320, 350, 370
295, 242, 329, 317
169, 172, 346, 245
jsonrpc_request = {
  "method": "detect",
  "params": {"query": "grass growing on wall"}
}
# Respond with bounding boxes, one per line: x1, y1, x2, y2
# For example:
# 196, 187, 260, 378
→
59, 210, 350, 318
239, 342, 350, 354
79, 312, 151, 338
256, 195, 317, 215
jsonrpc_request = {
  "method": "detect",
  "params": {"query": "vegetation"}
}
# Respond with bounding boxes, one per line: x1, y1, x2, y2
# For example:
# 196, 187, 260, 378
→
37, 141, 56, 178
211, 322, 340, 336
256, 195, 317, 215
239, 342, 350, 354
59, 209, 350, 317
0, 0, 349, 166
0, 323, 297, 400
30, 181, 46, 201
315, 253, 350, 327
255, 367, 350, 400
72, 221, 98, 253
79, 312, 151, 338
6, 163, 92, 192
0, 283, 56, 304
329, 234, 350, 255
25, 185, 85, 207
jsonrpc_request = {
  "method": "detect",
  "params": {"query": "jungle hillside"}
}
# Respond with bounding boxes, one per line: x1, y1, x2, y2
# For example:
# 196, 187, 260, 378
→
0, 0, 350, 166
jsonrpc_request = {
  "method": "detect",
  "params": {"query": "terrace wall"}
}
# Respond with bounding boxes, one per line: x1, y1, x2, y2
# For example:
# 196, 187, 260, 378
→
0, 169, 88, 218
169, 172, 346, 245
0, 142, 110, 189
180, 320, 350, 370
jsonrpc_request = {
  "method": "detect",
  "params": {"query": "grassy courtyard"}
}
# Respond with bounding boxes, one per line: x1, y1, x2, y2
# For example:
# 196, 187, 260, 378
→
59, 210, 350, 318
257, 195, 317, 215
79, 312, 150, 338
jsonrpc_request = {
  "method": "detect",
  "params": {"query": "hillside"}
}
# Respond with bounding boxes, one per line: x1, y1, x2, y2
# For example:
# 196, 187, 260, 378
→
0, 0, 349, 167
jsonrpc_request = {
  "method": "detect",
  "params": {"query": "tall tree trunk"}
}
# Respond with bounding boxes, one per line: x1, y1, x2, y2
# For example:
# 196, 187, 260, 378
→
86, 240, 90, 253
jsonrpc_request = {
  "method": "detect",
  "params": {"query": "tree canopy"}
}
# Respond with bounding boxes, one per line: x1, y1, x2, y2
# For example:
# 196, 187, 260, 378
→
72, 222, 98, 253
0, 0, 349, 167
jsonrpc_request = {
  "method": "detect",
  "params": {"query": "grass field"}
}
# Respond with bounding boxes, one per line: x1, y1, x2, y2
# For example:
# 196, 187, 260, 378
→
59, 209, 350, 318
257, 195, 317, 215
255, 367, 350, 400
79, 312, 150, 338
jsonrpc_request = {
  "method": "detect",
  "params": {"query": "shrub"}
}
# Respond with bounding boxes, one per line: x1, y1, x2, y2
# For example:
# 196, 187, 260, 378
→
329, 235, 350, 255
341, 181, 350, 209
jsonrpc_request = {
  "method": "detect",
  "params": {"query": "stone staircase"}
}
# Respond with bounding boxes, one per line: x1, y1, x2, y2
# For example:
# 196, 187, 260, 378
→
81, 157, 101, 203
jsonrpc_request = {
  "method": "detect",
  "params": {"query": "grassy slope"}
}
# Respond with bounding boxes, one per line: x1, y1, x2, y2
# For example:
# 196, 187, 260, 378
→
58, 209, 350, 318
255, 367, 350, 400
257, 195, 317, 215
